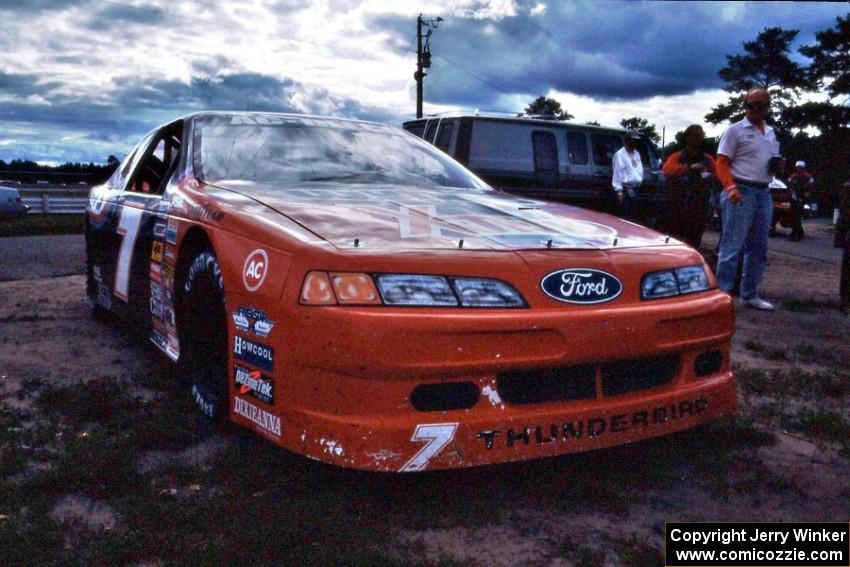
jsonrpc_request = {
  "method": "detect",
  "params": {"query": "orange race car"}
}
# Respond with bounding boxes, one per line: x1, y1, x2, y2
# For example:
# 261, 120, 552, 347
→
86, 112, 736, 472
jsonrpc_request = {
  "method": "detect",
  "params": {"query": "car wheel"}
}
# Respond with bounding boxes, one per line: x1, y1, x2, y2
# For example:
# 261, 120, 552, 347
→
84, 224, 110, 320
179, 248, 229, 424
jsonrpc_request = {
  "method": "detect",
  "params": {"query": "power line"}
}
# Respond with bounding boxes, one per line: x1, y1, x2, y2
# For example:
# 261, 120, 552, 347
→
434, 54, 526, 95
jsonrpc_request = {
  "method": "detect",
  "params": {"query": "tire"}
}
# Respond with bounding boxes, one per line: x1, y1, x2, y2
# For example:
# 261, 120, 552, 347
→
179, 248, 229, 424
84, 222, 110, 320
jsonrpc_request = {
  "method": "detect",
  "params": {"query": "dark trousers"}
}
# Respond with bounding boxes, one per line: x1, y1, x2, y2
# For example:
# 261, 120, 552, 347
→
618, 184, 638, 220
667, 186, 710, 249
789, 200, 805, 239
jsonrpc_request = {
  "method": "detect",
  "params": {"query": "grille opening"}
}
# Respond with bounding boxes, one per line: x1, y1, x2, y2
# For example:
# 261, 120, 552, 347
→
411, 382, 479, 412
497, 365, 596, 405
695, 351, 723, 377
600, 355, 679, 397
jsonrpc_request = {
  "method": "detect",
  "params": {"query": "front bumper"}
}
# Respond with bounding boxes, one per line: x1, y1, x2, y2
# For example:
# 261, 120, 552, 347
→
230, 291, 737, 471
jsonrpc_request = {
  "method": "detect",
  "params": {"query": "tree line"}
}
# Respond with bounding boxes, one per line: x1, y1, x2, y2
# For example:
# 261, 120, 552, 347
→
0, 157, 120, 185
526, 15, 850, 209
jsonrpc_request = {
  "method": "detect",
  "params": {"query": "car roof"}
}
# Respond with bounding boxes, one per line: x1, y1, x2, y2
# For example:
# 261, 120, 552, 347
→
179, 111, 390, 129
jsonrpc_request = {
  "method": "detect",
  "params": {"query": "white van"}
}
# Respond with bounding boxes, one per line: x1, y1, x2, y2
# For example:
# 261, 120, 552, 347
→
403, 113, 665, 226
0, 186, 30, 219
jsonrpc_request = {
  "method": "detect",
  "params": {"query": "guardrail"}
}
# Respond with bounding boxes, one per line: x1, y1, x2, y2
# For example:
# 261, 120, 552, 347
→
19, 189, 89, 215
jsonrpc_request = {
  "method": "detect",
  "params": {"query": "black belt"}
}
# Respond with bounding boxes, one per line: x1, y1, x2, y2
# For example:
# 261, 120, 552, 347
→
734, 178, 769, 189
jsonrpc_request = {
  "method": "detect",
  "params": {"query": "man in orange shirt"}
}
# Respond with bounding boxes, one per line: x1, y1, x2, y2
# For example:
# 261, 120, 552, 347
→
661, 124, 719, 248
787, 160, 814, 241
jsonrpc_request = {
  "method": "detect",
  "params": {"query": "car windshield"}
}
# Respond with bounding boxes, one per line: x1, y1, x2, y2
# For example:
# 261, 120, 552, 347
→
193, 114, 488, 190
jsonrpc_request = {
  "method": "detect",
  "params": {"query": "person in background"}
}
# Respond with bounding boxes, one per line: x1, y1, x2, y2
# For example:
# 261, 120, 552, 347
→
714, 87, 782, 311
612, 131, 643, 220
787, 160, 814, 241
661, 124, 719, 249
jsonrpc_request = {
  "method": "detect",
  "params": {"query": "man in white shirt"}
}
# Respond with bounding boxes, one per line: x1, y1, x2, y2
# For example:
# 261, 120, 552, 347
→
714, 87, 782, 310
612, 131, 643, 220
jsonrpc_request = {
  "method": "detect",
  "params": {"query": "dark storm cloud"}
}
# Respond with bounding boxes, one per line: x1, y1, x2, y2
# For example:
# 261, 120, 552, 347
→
0, 0, 81, 12
84, 1, 167, 29
375, 2, 848, 105
0, 71, 61, 97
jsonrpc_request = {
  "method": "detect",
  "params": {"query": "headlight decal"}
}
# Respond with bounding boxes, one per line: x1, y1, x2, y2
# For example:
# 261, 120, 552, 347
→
450, 277, 526, 307
640, 265, 711, 300
375, 274, 459, 306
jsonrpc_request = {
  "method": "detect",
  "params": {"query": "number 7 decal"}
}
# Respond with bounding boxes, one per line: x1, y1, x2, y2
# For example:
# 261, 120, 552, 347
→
113, 206, 143, 301
399, 423, 459, 472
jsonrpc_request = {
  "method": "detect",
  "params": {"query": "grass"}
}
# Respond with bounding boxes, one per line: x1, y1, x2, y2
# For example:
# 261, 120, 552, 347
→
792, 342, 841, 365
0, 213, 85, 237
782, 298, 847, 314
616, 535, 663, 567
735, 365, 850, 400
743, 340, 789, 361
781, 410, 850, 455
559, 541, 606, 567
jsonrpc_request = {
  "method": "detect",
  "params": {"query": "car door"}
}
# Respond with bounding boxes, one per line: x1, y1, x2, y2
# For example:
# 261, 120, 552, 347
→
532, 130, 559, 189
86, 131, 154, 314
561, 129, 599, 206
91, 123, 183, 330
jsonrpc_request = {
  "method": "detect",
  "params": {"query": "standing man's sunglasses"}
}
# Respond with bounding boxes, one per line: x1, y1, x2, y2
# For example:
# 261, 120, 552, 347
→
745, 101, 770, 110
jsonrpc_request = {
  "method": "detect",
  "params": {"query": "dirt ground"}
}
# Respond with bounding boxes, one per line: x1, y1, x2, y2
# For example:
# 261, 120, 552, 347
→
1, 221, 848, 566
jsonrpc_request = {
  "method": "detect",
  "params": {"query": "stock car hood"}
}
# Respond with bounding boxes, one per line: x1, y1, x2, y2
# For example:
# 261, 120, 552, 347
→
213, 181, 671, 251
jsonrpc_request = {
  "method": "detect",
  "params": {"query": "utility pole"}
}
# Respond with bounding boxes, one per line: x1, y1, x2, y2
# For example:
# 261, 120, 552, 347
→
415, 13, 442, 118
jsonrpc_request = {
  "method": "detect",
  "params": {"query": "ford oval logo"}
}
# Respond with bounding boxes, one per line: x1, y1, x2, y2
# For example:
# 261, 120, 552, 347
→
540, 268, 623, 304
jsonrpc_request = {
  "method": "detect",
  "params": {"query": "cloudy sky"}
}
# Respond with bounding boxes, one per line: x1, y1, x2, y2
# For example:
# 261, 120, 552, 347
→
0, 0, 846, 163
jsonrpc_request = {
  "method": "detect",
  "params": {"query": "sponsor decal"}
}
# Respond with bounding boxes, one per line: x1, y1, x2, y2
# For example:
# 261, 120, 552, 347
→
187, 204, 225, 223
400, 423, 459, 472
150, 262, 162, 284
233, 335, 274, 371
234, 397, 281, 437
151, 241, 164, 262
254, 319, 274, 337
476, 397, 709, 450
150, 331, 178, 361
153, 222, 167, 239
231, 307, 275, 338
234, 364, 274, 405
150, 282, 163, 302
164, 244, 177, 263
232, 311, 250, 333
242, 249, 269, 292
150, 297, 164, 321
192, 384, 215, 418
166, 218, 179, 244
166, 333, 180, 359
540, 268, 623, 305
